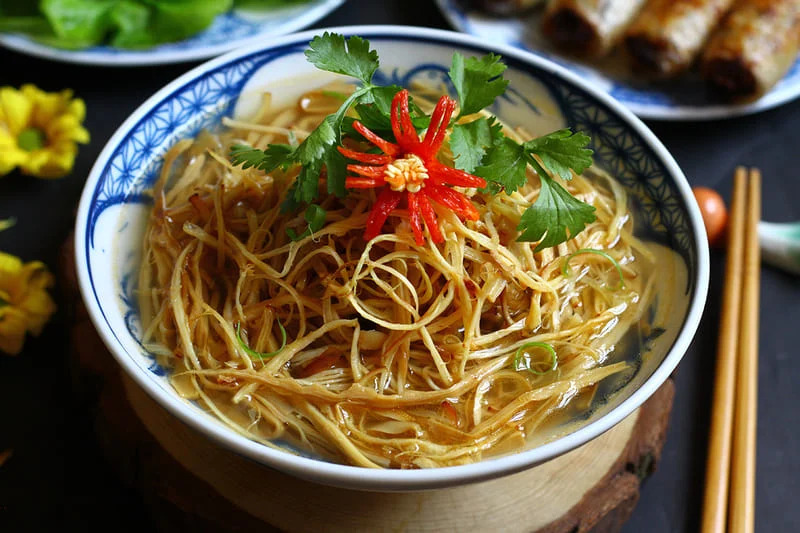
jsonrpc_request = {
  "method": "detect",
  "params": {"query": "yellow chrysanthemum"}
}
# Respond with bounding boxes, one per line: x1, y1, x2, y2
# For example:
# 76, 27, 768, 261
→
0, 252, 56, 355
0, 84, 90, 179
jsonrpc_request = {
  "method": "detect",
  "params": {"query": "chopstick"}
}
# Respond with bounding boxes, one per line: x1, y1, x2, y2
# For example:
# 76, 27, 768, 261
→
700, 167, 761, 533
729, 169, 761, 533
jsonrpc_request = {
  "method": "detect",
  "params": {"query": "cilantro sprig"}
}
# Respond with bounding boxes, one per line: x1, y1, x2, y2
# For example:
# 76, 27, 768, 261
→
452, 124, 596, 250
230, 32, 599, 251
231, 33, 397, 214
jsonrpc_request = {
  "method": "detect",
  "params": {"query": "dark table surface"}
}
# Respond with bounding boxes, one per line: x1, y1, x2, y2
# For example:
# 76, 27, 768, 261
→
1, 1, 799, 531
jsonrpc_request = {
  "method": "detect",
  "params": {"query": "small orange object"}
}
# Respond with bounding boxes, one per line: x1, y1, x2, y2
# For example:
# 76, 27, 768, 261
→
693, 186, 728, 246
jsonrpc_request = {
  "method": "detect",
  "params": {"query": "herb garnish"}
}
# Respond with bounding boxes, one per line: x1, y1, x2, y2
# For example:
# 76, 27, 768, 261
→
562, 249, 626, 289
230, 32, 598, 250
514, 342, 558, 375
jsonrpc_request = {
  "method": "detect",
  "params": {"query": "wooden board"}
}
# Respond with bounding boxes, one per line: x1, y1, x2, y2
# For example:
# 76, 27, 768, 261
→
60, 238, 675, 533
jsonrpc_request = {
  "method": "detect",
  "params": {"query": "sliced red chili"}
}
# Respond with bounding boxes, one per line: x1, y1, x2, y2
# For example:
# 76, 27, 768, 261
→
365, 188, 403, 240
353, 121, 400, 156
346, 177, 385, 189
417, 193, 444, 244
338, 146, 393, 165
391, 90, 421, 152
421, 96, 457, 160
425, 184, 480, 221
429, 161, 487, 189
407, 191, 425, 245
347, 164, 387, 178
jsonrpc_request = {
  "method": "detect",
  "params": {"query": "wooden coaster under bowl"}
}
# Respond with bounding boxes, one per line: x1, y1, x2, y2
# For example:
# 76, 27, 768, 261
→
61, 239, 674, 533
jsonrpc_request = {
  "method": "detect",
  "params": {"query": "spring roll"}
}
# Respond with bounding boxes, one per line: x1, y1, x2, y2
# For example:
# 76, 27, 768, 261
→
624, 0, 735, 77
702, 0, 800, 99
541, 0, 649, 57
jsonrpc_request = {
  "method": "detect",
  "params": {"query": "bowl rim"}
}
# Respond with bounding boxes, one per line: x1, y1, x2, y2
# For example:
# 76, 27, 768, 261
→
75, 24, 710, 491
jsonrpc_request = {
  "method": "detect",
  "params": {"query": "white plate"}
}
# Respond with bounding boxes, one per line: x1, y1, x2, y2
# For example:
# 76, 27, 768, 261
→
435, 0, 800, 120
0, 0, 344, 66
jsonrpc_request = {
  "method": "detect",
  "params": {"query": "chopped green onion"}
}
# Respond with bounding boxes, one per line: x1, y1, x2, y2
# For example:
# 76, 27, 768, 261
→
513, 342, 557, 375
235, 320, 287, 360
287, 204, 327, 242
561, 248, 625, 289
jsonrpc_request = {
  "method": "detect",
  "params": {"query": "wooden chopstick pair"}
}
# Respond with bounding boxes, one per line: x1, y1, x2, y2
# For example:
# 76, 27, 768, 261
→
701, 167, 761, 533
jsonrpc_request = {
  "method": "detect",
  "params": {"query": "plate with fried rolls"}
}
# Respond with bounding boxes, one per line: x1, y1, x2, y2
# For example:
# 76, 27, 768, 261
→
437, 0, 800, 119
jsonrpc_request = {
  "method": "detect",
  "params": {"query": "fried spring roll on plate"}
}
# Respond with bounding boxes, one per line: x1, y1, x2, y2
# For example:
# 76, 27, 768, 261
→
702, 0, 800, 99
624, 0, 735, 77
541, 0, 648, 57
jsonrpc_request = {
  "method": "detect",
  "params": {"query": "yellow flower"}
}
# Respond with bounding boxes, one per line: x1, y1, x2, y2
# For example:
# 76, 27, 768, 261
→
0, 252, 56, 355
0, 84, 90, 179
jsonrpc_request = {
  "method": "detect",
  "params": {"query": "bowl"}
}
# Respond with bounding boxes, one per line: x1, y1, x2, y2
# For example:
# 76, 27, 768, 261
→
75, 25, 709, 491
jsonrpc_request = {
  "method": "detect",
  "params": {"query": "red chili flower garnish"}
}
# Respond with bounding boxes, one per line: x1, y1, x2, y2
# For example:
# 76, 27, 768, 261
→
337, 89, 487, 245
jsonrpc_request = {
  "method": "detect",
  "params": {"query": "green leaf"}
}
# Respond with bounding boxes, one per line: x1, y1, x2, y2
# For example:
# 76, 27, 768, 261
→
449, 52, 509, 117
40, 0, 117, 47
475, 137, 529, 194
230, 143, 295, 173
292, 158, 322, 206
0, 16, 52, 35
34, 0, 231, 49
304, 32, 379, 85
323, 146, 347, 197
449, 117, 503, 173
142, 0, 232, 44
358, 85, 401, 115
289, 115, 341, 203
517, 169, 597, 251
107, 1, 151, 48
287, 204, 327, 241
524, 129, 593, 181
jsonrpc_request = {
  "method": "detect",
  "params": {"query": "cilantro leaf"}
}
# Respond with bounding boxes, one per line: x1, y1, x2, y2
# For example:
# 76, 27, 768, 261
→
287, 205, 327, 241
449, 117, 503, 173
230, 143, 295, 173
524, 129, 593, 181
358, 85, 402, 115
517, 167, 597, 251
449, 52, 509, 117
475, 137, 529, 194
305, 32, 379, 85
323, 146, 347, 197
295, 115, 337, 164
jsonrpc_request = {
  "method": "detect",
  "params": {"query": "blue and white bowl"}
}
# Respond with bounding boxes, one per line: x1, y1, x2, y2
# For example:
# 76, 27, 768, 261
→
75, 25, 709, 491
